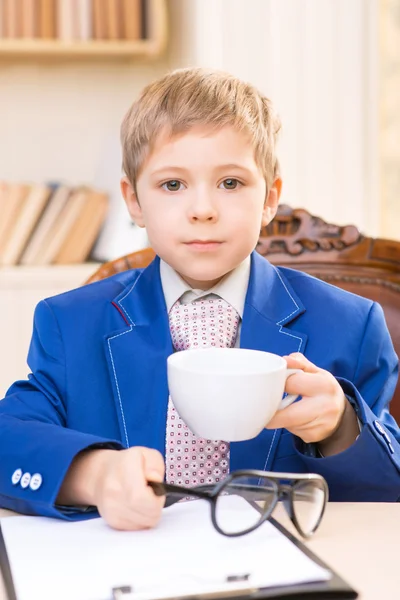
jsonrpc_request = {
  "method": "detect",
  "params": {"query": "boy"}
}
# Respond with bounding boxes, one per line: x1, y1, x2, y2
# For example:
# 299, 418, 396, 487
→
0, 68, 399, 531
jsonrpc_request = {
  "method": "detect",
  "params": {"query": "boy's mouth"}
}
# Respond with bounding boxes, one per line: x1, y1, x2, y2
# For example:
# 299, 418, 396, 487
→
185, 240, 223, 251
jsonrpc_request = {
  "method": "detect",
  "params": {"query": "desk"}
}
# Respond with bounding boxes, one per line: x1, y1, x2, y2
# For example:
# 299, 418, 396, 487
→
0, 503, 399, 600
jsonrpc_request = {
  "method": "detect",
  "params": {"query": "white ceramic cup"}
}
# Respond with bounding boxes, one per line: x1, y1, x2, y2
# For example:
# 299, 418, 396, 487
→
167, 348, 300, 442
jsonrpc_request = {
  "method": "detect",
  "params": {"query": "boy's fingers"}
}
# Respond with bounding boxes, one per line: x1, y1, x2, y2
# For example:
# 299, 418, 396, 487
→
284, 370, 337, 397
96, 447, 166, 530
266, 397, 318, 430
141, 447, 165, 482
127, 447, 165, 510
284, 353, 320, 373
128, 447, 164, 498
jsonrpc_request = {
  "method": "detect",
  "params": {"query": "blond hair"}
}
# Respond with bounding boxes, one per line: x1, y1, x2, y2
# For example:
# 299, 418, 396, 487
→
121, 67, 281, 190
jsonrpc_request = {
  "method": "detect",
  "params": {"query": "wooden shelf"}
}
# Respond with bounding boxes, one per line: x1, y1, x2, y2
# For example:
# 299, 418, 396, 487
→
0, 38, 164, 58
0, 0, 168, 60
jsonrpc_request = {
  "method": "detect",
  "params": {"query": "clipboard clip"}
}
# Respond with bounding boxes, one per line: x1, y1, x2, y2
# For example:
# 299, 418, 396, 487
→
112, 586, 133, 600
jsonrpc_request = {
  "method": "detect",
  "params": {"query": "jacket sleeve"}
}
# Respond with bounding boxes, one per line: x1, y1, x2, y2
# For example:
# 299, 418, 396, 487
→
296, 301, 400, 501
0, 300, 123, 520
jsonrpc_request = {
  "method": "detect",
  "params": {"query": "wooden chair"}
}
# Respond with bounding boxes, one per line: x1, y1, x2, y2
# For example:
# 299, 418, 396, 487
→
87, 205, 400, 423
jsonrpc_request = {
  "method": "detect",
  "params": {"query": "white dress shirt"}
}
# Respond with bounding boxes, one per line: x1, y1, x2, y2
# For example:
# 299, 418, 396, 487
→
160, 256, 251, 347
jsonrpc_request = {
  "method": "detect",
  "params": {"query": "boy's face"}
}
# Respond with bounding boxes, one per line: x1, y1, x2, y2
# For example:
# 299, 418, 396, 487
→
121, 125, 281, 289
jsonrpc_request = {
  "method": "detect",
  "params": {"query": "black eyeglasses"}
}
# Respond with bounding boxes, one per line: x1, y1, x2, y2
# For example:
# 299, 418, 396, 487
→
148, 470, 328, 538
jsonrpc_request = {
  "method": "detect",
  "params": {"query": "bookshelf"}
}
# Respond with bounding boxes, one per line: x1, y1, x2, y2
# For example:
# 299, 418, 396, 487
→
0, 263, 98, 396
0, 0, 168, 59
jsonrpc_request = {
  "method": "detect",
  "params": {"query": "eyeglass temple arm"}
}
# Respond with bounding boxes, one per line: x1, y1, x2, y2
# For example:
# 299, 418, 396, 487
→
148, 481, 217, 507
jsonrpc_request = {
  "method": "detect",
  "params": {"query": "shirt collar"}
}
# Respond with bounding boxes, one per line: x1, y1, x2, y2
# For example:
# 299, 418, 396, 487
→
160, 256, 251, 318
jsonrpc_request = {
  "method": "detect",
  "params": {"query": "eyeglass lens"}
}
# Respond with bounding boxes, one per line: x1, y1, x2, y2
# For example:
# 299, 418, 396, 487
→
292, 480, 326, 536
214, 475, 278, 535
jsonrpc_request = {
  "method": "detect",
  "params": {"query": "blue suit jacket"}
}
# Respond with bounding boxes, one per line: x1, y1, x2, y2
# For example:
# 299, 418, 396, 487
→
1, 252, 399, 519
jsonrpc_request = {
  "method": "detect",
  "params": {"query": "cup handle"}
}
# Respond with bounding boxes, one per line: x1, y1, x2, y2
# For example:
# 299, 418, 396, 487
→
278, 368, 302, 410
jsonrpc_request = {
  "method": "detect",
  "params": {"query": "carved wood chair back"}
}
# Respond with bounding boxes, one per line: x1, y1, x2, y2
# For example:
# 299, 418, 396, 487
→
87, 205, 400, 423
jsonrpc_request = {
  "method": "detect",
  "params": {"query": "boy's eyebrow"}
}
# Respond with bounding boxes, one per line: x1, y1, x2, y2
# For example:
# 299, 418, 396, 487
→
214, 163, 255, 175
150, 166, 188, 177
150, 164, 254, 177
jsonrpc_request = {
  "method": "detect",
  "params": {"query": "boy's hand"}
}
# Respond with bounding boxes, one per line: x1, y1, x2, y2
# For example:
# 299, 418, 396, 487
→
59, 447, 166, 531
265, 353, 360, 455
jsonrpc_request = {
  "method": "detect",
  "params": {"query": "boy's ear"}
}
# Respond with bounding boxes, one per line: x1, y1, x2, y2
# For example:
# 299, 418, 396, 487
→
120, 176, 146, 228
261, 178, 282, 227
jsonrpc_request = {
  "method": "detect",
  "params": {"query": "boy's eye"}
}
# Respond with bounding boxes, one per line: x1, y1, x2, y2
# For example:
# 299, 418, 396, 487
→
162, 180, 183, 192
220, 178, 240, 190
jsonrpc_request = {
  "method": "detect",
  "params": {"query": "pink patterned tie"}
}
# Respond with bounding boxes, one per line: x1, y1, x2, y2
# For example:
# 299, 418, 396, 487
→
166, 297, 240, 486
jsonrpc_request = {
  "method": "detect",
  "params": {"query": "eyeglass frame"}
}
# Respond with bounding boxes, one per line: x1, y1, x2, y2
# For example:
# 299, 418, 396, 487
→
148, 469, 328, 538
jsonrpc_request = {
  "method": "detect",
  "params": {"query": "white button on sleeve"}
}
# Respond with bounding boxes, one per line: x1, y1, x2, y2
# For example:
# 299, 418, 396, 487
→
29, 473, 43, 491
11, 469, 23, 485
20, 473, 31, 489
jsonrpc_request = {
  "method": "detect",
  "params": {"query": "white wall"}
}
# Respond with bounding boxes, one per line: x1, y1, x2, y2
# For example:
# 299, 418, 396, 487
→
0, 0, 381, 261
380, 0, 400, 239
171, 0, 380, 235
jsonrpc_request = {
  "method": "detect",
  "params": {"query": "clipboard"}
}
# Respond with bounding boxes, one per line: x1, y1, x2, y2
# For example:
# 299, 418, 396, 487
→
0, 515, 358, 600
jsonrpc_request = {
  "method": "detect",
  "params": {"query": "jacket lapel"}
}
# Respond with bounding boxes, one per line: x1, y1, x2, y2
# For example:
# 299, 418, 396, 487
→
105, 257, 172, 453
231, 252, 308, 471
241, 251, 307, 355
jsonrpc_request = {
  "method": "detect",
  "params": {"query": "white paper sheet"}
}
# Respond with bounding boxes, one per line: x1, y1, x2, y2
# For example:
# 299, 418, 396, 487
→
0, 496, 330, 600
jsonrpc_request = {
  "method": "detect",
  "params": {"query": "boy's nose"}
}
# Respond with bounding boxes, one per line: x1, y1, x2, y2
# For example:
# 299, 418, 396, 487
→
187, 190, 218, 222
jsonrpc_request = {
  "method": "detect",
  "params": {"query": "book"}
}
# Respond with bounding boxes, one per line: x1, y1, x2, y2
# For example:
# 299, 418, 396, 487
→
70, 0, 80, 39
3, 0, 18, 37
19, 185, 72, 265
0, 183, 31, 258
54, 189, 108, 264
106, 0, 120, 40
121, 0, 141, 40
21, 0, 36, 37
140, 0, 147, 39
0, 184, 52, 266
30, 187, 89, 264
92, 0, 106, 39
76, 0, 91, 40
15, 0, 25, 37
39, 0, 56, 38
56, 0, 74, 40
